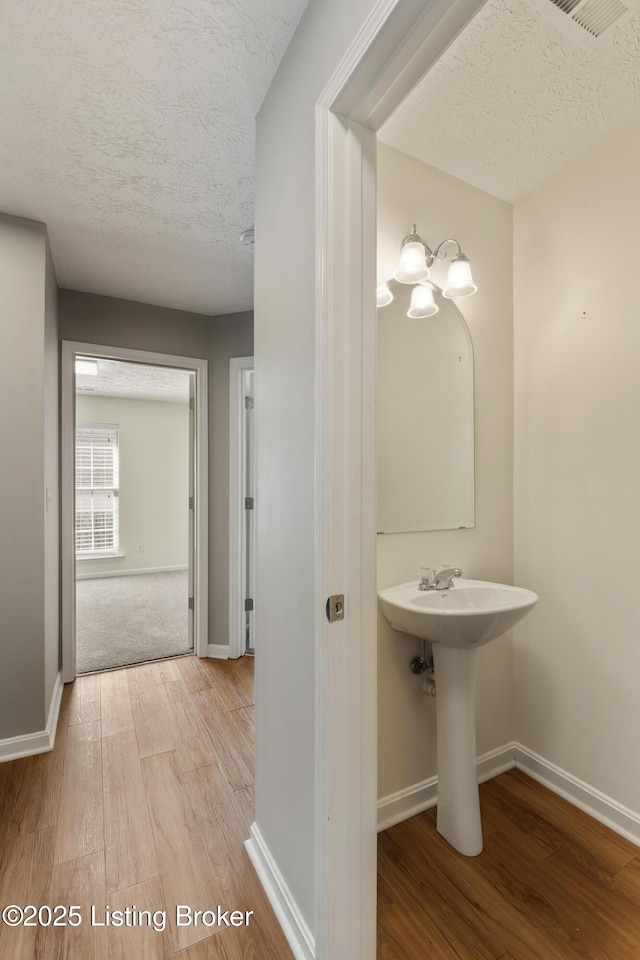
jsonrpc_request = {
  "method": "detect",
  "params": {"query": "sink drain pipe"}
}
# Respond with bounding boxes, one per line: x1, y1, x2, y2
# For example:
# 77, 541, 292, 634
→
410, 639, 436, 695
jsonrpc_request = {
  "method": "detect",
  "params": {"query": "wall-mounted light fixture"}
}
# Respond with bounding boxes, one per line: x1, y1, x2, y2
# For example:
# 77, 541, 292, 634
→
397, 224, 477, 297
376, 281, 394, 307
407, 282, 438, 318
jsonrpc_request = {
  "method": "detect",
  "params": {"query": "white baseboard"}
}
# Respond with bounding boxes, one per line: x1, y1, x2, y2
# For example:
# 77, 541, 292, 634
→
207, 643, 230, 660
377, 743, 516, 832
76, 564, 188, 580
0, 671, 63, 763
244, 823, 315, 960
514, 742, 640, 848
377, 739, 640, 849
377, 777, 438, 832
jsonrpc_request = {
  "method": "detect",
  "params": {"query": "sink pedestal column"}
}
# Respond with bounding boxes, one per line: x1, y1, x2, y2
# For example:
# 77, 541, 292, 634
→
433, 644, 483, 856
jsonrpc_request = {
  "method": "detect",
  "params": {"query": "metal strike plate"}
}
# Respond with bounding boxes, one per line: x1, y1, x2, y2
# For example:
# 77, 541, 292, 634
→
326, 594, 345, 622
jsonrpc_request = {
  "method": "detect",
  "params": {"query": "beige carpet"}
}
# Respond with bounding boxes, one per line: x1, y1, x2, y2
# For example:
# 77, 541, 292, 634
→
76, 570, 191, 674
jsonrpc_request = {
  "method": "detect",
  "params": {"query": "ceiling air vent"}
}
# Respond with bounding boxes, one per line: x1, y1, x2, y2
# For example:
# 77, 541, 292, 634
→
530, 0, 640, 43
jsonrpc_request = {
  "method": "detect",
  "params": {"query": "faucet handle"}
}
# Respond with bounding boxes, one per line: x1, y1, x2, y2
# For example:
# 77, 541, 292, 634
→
420, 566, 436, 589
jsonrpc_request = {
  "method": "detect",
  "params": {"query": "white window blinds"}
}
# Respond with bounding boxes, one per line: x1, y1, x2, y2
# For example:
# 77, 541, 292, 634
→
75, 425, 119, 555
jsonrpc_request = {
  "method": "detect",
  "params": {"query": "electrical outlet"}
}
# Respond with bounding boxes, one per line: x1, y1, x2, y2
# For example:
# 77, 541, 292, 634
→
137, 543, 144, 553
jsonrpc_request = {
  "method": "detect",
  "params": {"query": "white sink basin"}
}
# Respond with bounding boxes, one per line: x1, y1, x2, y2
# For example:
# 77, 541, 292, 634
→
378, 577, 538, 856
377, 578, 538, 648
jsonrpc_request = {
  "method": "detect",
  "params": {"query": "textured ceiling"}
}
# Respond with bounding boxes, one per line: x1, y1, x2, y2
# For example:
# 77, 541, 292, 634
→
76, 358, 191, 403
379, 0, 640, 203
0, 0, 308, 315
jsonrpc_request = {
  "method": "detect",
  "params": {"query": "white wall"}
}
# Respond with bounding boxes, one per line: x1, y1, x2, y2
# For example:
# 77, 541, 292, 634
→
376, 144, 514, 804
0, 214, 58, 740
514, 120, 640, 816
75, 396, 189, 576
255, 0, 384, 933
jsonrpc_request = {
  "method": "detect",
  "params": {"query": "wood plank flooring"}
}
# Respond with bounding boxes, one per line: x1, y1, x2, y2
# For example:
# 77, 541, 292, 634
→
378, 768, 640, 960
3, 655, 638, 959
0, 655, 294, 960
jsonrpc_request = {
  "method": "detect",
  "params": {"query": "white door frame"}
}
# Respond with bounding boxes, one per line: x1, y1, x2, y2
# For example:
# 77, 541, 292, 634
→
314, 1, 487, 956
229, 355, 254, 659
61, 340, 209, 683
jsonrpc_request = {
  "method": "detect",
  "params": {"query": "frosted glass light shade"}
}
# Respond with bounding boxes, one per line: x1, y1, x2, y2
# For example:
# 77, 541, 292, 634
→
443, 256, 477, 298
377, 282, 393, 307
407, 283, 439, 318
395, 241, 429, 284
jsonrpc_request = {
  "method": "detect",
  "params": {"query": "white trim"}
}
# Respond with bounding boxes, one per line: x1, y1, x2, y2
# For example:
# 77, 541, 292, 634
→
312, 2, 487, 957
76, 564, 188, 580
229, 356, 254, 659
314, 112, 379, 960
377, 743, 516, 831
245, 823, 315, 960
515, 742, 640, 848
376, 741, 640, 849
0, 671, 63, 763
330, 0, 490, 129
61, 341, 208, 682
207, 643, 230, 660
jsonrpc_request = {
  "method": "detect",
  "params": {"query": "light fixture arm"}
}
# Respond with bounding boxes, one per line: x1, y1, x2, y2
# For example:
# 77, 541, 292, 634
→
393, 226, 476, 298
432, 238, 463, 262
400, 223, 434, 267
399, 228, 467, 268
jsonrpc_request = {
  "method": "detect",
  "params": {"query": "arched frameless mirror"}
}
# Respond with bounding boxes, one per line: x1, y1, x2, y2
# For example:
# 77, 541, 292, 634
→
376, 279, 475, 533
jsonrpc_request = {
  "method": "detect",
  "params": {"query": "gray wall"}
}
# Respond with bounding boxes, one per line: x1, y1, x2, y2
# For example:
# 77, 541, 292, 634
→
59, 290, 253, 649
255, 0, 382, 931
0, 214, 56, 739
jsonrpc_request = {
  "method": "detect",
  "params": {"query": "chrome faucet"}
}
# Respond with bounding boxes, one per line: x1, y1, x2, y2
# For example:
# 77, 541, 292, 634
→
419, 565, 463, 591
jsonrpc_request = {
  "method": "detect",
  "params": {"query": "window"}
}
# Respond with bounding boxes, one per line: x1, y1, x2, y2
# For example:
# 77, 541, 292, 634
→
75, 424, 119, 555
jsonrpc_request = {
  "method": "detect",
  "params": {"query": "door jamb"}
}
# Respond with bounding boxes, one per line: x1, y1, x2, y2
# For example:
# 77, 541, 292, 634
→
60, 340, 209, 682
313, 1, 487, 956
229, 355, 255, 659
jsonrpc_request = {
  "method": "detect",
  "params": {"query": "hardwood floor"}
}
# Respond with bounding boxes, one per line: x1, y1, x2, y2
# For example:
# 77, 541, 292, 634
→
377, 768, 640, 960
0, 655, 294, 960
4, 657, 638, 959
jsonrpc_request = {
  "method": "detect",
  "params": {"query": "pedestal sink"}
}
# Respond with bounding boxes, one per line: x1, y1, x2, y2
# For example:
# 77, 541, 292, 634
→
378, 579, 538, 856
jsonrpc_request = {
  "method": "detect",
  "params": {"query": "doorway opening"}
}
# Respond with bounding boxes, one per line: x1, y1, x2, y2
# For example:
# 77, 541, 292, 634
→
73, 358, 194, 673
307, 3, 489, 956
61, 342, 208, 683
229, 356, 255, 659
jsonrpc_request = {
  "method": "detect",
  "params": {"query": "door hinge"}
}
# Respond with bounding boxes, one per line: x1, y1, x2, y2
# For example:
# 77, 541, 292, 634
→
189, 397, 195, 411
244, 598, 254, 612
245, 497, 254, 510
189, 496, 194, 510
245, 395, 254, 409
188, 597, 194, 611
326, 594, 344, 622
